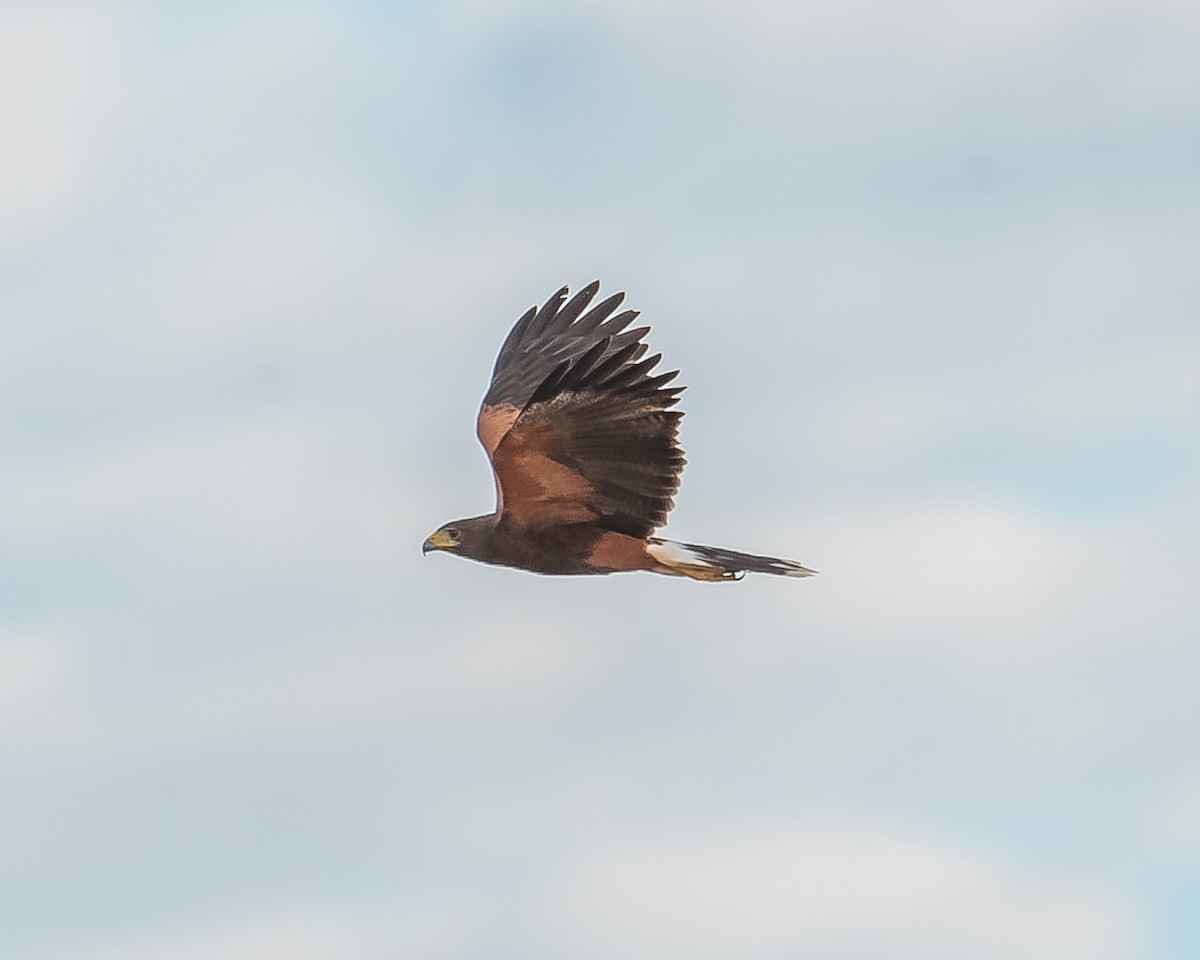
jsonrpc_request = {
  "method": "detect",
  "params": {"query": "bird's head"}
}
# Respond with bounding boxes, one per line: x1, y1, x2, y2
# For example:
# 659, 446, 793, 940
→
422, 523, 462, 555
422, 516, 493, 559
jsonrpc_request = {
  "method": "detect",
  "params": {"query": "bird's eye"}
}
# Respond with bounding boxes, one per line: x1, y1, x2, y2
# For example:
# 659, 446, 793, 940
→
446, 528, 460, 540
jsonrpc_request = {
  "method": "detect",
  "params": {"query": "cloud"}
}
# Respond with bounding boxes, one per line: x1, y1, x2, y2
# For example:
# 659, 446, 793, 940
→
0, 4, 129, 245
793, 499, 1079, 644
560, 819, 1137, 959
0, 623, 80, 714
1140, 769, 1200, 864
44, 903, 468, 960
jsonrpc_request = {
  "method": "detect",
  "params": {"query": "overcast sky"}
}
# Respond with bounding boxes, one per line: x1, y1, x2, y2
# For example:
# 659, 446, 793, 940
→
2, 1, 1198, 958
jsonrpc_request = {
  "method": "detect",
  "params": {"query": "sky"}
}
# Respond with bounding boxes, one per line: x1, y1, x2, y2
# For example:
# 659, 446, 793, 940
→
2, 0, 1198, 957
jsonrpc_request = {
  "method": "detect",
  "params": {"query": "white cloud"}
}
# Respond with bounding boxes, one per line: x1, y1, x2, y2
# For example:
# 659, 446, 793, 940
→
561, 819, 1138, 959
123, 618, 614, 751
0, 624, 79, 712
786, 499, 1079, 645
52, 903, 467, 960
0, 4, 129, 244
1141, 775, 1200, 861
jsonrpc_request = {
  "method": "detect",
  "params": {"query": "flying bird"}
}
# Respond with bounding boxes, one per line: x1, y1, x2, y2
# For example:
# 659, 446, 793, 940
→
423, 281, 815, 582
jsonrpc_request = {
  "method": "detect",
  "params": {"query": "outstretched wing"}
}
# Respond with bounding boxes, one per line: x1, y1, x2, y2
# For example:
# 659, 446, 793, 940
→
476, 282, 686, 538
476, 281, 647, 453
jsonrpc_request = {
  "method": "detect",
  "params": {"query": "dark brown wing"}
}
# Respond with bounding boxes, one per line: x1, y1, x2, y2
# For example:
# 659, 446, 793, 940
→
477, 282, 686, 537
476, 281, 649, 457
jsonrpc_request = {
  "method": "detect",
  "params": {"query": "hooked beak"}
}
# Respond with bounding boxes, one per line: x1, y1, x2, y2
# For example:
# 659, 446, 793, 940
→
422, 529, 456, 555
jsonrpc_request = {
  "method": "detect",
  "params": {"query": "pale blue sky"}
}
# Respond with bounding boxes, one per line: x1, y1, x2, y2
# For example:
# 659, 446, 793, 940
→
2, 1, 1198, 958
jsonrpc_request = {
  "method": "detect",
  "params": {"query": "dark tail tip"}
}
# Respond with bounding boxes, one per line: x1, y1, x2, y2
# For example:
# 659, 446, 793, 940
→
650, 538, 816, 580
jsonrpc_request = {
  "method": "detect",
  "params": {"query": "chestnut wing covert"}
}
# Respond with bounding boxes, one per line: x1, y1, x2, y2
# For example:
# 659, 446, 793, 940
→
476, 282, 686, 537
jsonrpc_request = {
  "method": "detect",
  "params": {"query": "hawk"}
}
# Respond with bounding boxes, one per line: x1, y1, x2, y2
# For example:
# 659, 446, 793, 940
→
423, 282, 815, 582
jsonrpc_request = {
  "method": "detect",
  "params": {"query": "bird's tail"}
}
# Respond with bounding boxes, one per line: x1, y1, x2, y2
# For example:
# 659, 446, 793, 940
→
646, 537, 816, 582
